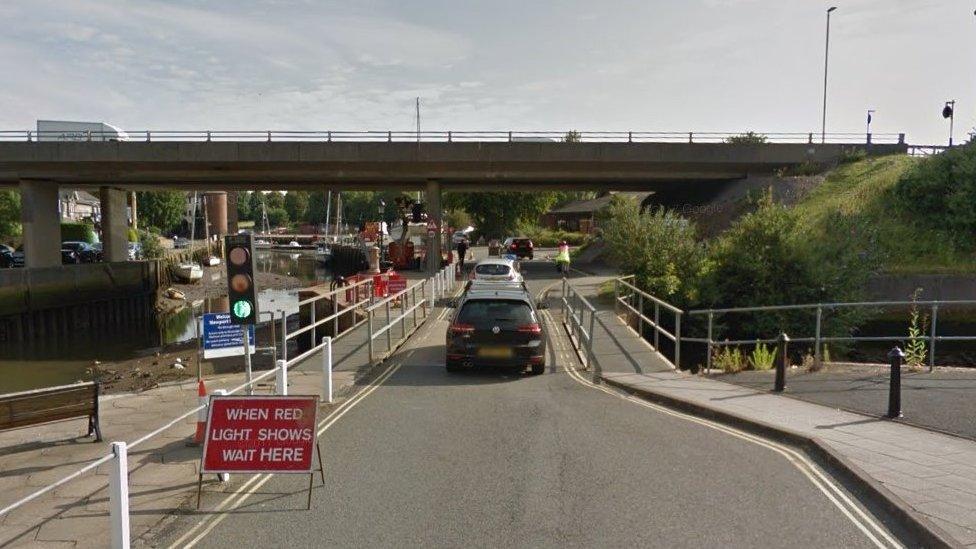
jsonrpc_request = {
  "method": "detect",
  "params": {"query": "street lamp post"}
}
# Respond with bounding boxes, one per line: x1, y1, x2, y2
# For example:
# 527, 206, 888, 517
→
866, 109, 875, 144
943, 100, 956, 147
821, 6, 838, 144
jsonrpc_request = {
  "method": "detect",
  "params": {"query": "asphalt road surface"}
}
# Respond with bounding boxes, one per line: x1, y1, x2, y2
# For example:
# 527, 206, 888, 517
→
155, 260, 915, 548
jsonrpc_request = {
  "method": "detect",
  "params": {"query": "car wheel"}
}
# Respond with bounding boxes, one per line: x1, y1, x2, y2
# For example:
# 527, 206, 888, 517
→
531, 363, 545, 375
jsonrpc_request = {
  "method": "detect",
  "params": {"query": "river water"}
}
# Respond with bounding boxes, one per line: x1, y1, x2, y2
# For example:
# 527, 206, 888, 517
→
1, 250, 326, 392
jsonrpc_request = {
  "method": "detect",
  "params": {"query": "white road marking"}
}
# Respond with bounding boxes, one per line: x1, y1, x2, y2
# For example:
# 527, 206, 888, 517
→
539, 309, 902, 549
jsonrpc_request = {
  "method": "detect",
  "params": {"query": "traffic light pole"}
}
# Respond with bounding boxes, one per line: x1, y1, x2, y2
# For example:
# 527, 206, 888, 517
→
243, 325, 253, 395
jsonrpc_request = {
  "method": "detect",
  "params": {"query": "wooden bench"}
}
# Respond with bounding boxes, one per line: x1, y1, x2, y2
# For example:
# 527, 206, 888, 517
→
0, 382, 102, 442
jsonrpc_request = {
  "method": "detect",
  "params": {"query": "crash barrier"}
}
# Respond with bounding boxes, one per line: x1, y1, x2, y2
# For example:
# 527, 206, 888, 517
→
367, 265, 457, 363
613, 276, 684, 368
561, 278, 598, 375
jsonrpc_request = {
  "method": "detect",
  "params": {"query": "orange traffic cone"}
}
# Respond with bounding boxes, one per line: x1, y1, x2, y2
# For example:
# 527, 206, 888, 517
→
191, 379, 207, 445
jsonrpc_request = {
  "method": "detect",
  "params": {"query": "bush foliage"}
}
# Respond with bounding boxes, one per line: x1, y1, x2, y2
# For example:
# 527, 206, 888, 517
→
893, 142, 976, 244
599, 195, 709, 308
61, 222, 97, 243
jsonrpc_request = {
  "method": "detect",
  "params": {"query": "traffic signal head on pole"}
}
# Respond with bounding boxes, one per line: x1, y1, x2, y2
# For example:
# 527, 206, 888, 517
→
224, 234, 258, 325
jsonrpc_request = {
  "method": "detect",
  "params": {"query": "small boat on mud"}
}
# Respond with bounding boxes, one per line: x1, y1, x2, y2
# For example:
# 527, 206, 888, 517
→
172, 262, 203, 283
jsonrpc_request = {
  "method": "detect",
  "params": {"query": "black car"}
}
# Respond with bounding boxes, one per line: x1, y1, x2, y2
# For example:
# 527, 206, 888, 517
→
503, 237, 534, 260
446, 287, 547, 375
61, 241, 102, 263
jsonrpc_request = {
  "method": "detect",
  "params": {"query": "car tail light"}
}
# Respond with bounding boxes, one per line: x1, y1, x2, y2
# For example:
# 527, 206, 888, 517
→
517, 323, 542, 334
510, 244, 517, 250
449, 323, 475, 334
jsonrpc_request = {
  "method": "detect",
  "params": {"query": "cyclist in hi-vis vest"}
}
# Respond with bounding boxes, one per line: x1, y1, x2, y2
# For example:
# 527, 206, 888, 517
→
555, 241, 571, 274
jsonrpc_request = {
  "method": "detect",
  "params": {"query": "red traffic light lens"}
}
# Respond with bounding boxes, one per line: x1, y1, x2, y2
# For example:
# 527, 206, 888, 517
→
229, 247, 249, 266
230, 273, 252, 293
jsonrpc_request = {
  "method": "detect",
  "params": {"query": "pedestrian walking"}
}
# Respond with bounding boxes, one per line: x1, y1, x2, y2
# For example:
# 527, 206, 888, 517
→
456, 238, 469, 270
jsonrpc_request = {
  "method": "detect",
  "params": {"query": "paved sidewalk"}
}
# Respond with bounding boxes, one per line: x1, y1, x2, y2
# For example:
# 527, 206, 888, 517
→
0, 302, 423, 548
715, 364, 976, 440
603, 370, 976, 547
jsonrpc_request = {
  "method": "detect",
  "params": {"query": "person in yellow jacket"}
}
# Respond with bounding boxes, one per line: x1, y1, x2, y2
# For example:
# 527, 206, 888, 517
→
554, 241, 571, 274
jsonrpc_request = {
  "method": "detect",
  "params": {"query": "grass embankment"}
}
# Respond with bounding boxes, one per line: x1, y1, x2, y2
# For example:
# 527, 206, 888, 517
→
793, 155, 976, 275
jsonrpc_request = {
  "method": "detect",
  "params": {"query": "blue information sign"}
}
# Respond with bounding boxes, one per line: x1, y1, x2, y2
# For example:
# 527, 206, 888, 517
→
202, 313, 256, 359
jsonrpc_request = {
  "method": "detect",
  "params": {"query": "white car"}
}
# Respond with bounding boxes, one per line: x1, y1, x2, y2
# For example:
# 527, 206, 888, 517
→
470, 257, 523, 283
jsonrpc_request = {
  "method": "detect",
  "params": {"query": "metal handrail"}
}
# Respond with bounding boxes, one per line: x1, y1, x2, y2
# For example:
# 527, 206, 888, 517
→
561, 278, 597, 374
612, 278, 685, 369
0, 129, 908, 145
367, 265, 455, 362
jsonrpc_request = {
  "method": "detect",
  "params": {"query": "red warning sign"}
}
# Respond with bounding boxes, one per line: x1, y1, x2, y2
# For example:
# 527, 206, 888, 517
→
201, 395, 319, 474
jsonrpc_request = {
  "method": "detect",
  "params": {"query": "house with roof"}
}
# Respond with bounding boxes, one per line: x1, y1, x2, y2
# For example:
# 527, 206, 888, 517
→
59, 191, 101, 223
542, 192, 653, 233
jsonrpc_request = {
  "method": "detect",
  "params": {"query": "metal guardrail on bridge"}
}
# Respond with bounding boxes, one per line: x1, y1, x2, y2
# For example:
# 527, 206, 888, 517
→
0, 129, 907, 144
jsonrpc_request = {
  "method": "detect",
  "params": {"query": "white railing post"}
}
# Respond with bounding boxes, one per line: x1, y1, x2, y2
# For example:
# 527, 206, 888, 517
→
109, 442, 130, 549
275, 359, 288, 395
322, 336, 333, 403
212, 389, 230, 482
280, 314, 288, 362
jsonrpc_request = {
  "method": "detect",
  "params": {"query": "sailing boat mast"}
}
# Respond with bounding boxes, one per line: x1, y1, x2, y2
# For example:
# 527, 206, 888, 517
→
324, 190, 332, 240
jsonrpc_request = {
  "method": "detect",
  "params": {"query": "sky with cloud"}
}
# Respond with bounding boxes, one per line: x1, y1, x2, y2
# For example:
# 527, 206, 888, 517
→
0, 0, 973, 144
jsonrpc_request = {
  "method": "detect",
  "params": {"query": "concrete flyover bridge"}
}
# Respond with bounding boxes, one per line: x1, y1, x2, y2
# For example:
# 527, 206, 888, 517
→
0, 128, 907, 268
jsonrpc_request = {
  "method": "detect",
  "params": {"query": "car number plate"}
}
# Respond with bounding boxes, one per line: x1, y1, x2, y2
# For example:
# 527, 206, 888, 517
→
478, 346, 512, 359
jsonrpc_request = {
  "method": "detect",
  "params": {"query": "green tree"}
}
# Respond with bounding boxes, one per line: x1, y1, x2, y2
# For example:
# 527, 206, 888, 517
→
724, 131, 768, 144
306, 191, 330, 224
444, 209, 472, 231
0, 190, 21, 237
265, 206, 289, 227
444, 191, 559, 239
136, 191, 185, 233
284, 191, 309, 222
704, 191, 878, 342
264, 191, 285, 209
138, 228, 164, 259
236, 191, 254, 221
564, 130, 582, 142
599, 195, 709, 307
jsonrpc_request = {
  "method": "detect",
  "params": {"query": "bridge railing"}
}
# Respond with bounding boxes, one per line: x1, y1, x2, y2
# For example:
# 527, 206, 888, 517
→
613, 275, 685, 369
0, 129, 907, 145
561, 278, 598, 373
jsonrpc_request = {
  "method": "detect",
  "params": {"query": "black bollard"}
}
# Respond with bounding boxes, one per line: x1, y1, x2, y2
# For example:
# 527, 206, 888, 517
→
887, 346, 905, 418
774, 333, 790, 392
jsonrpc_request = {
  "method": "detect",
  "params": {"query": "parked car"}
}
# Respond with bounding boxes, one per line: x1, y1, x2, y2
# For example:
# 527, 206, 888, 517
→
502, 237, 534, 260
61, 241, 102, 263
173, 237, 190, 249
0, 244, 15, 268
11, 246, 25, 267
470, 257, 523, 283
128, 242, 142, 260
60, 248, 80, 264
452, 230, 471, 246
446, 286, 547, 375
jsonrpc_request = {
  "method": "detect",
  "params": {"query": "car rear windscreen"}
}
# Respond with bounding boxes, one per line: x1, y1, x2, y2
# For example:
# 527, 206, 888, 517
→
457, 300, 534, 328
475, 264, 511, 276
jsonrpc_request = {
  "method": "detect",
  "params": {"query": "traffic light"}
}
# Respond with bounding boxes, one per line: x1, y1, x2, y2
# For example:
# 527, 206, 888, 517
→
224, 234, 258, 325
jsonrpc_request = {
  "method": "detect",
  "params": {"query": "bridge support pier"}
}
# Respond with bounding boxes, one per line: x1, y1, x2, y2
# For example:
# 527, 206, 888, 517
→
19, 179, 61, 268
426, 179, 441, 275
100, 187, 129, 262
